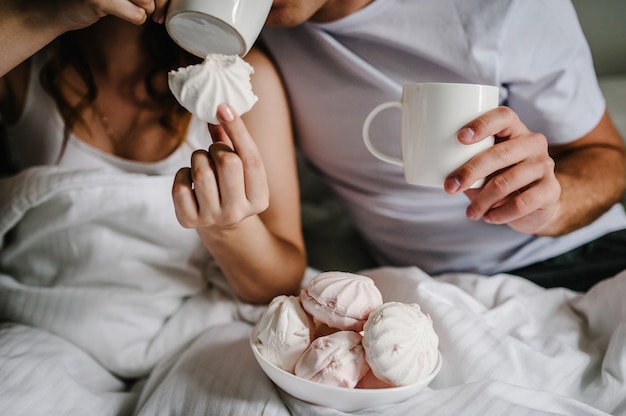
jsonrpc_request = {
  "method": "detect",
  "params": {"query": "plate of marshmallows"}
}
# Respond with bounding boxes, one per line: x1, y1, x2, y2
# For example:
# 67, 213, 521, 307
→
250, 271, 441, 412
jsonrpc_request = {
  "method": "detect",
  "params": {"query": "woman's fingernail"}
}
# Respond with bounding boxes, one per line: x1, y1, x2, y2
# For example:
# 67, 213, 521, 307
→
217, 104, 234, 122
151, 10, 164, 23
459, 127, 475, 143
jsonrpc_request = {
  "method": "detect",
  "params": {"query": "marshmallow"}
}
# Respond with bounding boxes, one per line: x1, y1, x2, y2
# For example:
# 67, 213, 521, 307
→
362, 302, 439, 386
168, 54, 257, 124
253, 295, 312, 373
300, 271, 383, 332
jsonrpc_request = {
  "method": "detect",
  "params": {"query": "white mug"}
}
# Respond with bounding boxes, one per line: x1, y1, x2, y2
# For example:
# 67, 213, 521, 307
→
363, 83, 499, 188
166, 0, 273, 57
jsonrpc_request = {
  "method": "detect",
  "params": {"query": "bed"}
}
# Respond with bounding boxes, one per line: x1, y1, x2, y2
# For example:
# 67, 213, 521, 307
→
1, 165, 625, 416
1, 166, 625, 415
2, 0, 626, 415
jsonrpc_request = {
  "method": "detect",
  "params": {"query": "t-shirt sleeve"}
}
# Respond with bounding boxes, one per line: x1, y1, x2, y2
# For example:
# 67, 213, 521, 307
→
498, 0, 605, 145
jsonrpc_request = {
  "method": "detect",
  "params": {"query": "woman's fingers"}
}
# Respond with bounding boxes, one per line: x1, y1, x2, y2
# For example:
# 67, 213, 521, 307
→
151, 0, 169, 23
97, 0, 157, 25
172, 167, 200, 228
189, 149, 222, 219
207, 142, 252, 223
214, 104, 269, 207
173, 104, 270, 229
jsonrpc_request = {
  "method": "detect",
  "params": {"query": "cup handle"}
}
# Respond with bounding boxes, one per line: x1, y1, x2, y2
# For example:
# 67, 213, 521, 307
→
362, 101, 403, 167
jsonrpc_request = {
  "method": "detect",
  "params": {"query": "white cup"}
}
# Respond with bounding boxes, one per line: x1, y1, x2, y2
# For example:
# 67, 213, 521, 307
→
166, 0, 273, 57
363, 83, 499, 188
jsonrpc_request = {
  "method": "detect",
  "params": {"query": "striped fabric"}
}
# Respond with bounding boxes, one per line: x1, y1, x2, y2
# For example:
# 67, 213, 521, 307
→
1, 168, 625, 415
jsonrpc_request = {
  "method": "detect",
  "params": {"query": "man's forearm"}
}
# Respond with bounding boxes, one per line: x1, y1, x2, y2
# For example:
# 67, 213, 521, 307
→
545, 141, 626, 236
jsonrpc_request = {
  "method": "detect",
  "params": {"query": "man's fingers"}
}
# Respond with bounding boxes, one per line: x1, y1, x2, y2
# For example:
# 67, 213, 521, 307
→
449, 128, 548, 193
460, 106, 528, 144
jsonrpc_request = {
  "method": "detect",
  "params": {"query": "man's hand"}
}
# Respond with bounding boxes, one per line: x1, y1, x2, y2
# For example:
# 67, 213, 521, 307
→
445, 107, 626, 236
444, 106, 562, 235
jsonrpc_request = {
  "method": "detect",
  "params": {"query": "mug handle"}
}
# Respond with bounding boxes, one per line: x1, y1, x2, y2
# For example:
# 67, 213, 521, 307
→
362, 101, 403, 167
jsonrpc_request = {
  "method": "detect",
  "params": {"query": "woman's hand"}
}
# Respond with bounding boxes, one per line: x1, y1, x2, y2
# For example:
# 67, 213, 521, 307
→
172, 103, 270, 231
444, 106, 562, 235
171, 49, 306, 304
9, 0, 170, 33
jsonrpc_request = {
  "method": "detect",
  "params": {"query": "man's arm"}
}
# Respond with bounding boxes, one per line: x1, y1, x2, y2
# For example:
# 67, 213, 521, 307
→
547, 110, 626, 235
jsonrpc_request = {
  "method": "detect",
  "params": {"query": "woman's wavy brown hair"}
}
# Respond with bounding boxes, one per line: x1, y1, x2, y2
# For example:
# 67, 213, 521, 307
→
39, 19, 201, 149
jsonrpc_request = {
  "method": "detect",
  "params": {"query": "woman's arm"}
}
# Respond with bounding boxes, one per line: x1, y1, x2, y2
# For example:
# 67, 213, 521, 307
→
172, 48, 306, 304
0, 0, 165, 78
0, 3, 66, 79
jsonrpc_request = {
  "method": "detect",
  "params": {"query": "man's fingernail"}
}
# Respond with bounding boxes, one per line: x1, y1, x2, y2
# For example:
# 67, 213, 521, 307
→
459, 127, 475, 143
466, 207, 479, 221
444, 176, 461, 193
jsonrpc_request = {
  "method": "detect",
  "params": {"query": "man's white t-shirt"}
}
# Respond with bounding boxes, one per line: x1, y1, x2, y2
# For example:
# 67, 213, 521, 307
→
262, 0, 626, 275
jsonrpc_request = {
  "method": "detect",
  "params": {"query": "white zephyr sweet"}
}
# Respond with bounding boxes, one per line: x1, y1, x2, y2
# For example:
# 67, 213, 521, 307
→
362, 302, 439, 386
168, 54, 258, 124
294, 330, 370, 388
252, 295, 312, 373
300, 271, 384, 332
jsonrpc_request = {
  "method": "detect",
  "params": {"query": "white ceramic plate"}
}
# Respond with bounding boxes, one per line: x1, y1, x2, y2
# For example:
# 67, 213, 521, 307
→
250, 336, 442, 412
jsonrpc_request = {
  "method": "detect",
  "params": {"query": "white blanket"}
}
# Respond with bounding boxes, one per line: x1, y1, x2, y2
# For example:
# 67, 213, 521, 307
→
133, 268, 626, 416
1, 167, 625, 416
0, 167, 251, 415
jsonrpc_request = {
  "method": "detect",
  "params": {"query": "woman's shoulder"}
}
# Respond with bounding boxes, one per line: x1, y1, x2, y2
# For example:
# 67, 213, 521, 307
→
243, 46, 286, 101
243, 46, 274, 75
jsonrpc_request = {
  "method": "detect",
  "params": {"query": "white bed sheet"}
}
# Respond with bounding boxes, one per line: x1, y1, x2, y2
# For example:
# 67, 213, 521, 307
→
134, 267, 626, 416
1, 167, 625, 416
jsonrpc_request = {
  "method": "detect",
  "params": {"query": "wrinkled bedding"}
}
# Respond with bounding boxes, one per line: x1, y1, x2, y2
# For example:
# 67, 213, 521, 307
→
1, 167, 626, 416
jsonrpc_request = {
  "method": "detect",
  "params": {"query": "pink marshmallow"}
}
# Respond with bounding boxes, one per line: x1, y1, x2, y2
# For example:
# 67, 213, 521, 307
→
294, 331, 370, 388
300, 271, 383, 332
